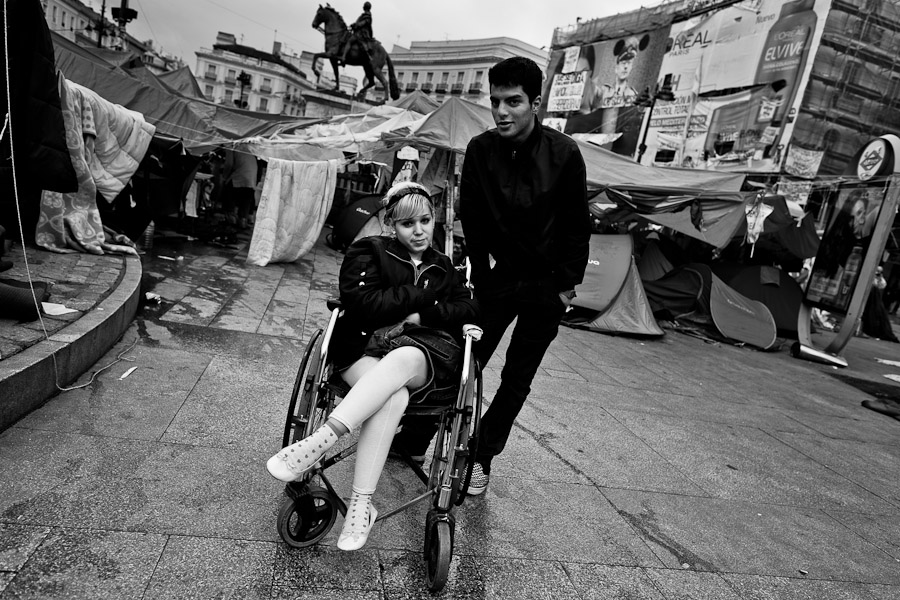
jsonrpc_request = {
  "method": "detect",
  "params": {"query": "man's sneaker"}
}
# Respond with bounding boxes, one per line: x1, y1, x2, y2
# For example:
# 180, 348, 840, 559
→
467, 462, 489, 496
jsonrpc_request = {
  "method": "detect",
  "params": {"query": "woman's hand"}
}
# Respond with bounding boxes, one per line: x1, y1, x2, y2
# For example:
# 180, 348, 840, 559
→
405, 313, 422, 325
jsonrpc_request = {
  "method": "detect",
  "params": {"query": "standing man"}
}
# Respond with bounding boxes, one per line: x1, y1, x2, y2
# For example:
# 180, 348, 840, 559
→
342, 2, 373, 65
459, 56, 591, 494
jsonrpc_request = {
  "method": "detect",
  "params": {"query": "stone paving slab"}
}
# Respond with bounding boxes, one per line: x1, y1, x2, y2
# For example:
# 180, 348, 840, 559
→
603, 488, 900, 584
0, 527, 167, 599
0, 245, 126, 361
2, 228, 900, 598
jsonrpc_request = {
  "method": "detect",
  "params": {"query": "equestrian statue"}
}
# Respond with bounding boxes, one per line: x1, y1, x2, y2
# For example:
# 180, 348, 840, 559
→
312, 3, 400, 101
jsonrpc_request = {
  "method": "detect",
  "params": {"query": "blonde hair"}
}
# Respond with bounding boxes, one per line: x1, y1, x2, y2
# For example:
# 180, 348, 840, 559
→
385, 193, 434, 225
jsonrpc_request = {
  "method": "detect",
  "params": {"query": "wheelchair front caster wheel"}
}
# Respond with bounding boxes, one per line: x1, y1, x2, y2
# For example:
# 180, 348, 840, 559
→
424, 518, 453, 591
277, 486, 337, 548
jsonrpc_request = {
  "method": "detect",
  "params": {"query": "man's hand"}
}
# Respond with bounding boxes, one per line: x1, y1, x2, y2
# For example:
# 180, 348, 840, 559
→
559, 290, 576, 309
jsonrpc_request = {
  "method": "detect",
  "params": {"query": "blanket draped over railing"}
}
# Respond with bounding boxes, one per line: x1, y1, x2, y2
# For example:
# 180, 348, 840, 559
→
37, 75, 154, 255
246, 157, 340, 266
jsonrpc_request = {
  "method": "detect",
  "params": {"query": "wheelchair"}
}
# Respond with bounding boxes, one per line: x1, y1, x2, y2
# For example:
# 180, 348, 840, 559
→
274, 298, 483, 591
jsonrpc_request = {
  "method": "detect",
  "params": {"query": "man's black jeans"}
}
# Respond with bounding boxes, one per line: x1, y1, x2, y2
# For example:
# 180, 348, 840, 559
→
472, 278, 566, 473
394, 277, 566, 474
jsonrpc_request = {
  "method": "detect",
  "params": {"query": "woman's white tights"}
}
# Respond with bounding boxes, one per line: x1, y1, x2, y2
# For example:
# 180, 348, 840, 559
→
330, 346, 427, 494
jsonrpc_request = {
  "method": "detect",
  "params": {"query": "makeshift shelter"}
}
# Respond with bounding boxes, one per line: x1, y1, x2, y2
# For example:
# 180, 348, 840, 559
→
52, 32, 318, 150
388, 89, 441, 114
563, 235, 664, 337
243, 104, 427, 161
384, 97, 494, 154
157, 66, 206, 99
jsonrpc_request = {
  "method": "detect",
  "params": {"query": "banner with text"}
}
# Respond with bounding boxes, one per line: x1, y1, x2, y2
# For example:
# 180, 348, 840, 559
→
539, 26, 671, 157
639, 0, 831, 173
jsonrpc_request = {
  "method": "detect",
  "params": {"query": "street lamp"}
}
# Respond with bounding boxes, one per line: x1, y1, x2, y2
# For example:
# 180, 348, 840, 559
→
634, 84, 675, 163
237, 71, 252, 109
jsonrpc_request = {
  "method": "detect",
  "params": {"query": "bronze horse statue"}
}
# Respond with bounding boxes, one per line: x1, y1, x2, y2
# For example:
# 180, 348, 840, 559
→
312, 4, 400, 101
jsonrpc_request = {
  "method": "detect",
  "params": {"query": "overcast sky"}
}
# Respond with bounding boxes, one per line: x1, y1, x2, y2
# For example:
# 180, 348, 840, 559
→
89, 0, 656, 80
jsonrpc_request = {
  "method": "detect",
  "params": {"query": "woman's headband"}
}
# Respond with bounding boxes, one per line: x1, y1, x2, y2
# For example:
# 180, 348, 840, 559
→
383, 181, 431, 214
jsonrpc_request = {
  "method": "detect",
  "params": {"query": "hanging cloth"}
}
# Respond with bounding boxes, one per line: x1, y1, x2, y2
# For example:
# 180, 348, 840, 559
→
246, 157, 340, 266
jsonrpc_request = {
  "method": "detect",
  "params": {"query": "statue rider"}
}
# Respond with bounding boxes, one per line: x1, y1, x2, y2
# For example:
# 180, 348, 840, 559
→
342, 2, 373, 65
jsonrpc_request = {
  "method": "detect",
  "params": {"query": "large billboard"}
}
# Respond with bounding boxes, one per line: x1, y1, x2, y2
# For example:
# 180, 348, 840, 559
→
539, 28, 670, 157
639, 0, 831, 172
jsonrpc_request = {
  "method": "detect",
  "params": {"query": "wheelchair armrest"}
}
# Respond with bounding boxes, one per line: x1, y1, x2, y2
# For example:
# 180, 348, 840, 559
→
326, 297, 343, 311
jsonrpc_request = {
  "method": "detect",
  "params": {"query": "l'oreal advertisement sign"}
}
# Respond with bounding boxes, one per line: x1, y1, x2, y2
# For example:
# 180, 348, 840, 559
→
640, 0, 831, 173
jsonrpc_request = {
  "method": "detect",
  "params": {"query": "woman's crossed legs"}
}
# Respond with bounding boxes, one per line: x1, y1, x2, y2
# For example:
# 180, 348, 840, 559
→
266, 346, 428, 550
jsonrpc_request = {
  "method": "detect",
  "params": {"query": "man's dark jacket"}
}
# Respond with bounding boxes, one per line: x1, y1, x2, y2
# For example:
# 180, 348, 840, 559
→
459, 117, 591, 294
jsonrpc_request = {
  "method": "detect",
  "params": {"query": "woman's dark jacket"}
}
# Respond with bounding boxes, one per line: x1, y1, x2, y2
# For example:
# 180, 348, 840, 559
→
459, 116, 590, 294
331, 235, 479, 370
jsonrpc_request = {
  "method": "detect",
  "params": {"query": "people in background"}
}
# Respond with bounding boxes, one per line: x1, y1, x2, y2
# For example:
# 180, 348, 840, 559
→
861, 265, 899, 342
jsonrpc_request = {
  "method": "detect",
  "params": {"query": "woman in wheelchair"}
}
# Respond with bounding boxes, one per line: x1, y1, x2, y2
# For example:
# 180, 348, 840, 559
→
266, 181, 479, 551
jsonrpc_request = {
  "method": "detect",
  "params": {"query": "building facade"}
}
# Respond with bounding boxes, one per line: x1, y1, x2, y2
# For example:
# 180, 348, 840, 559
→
42, 0, 184, 74
194, 33, 363, 118
375, 38, 548, 106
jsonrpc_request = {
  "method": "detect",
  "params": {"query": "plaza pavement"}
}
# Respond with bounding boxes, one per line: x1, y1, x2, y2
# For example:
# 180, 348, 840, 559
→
0, 226, 899, 599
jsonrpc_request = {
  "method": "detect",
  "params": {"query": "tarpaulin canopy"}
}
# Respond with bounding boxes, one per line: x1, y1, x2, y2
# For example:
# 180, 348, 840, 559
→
383, 96, 494, 154
600, 187, 756, 248
52, 32, 320, 150
598, 189, 820, 255
385, 97, 746, 198
387, 89, 441, 114
240, 104, 428, 161
157, 66, 206, 99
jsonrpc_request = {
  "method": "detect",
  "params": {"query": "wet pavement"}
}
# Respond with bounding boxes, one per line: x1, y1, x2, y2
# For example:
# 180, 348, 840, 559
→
1, 225, 899, 599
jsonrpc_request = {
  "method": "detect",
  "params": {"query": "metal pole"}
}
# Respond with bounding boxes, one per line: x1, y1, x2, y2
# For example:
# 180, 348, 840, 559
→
97, 0, 106, 48
636, 96, 655, 164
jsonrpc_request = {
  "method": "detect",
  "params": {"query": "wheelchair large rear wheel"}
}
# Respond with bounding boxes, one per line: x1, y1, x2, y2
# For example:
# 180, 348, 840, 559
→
282, 329, 325, 447
277, 486, 337, 548
423, 510, 454, 591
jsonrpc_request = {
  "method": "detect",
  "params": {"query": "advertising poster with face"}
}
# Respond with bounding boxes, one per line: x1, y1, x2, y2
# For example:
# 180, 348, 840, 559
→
640, 0, 830, 172
805, 185, 886, 312
538, 28, 669, 157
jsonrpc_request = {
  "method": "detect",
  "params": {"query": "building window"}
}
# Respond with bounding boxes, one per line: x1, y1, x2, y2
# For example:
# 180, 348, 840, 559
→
224, 89, 233, 103
397, 72, 404, 83
456, 71, 465, 83
426, 72, 434, 83
205, 65, 217, 79
204, 85, 213, 98
51, 6, 57, 22
226, 69, 237, 84
261, 77, 272, 93
441, 72, 449, 83
259, 98, 269, 111
411, 72, 419, 82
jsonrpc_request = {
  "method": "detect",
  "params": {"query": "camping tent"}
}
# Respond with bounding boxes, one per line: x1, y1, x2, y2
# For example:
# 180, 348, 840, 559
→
711, 264, 805, 337
643, 263, 778, 349
563, 235, 664, 336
